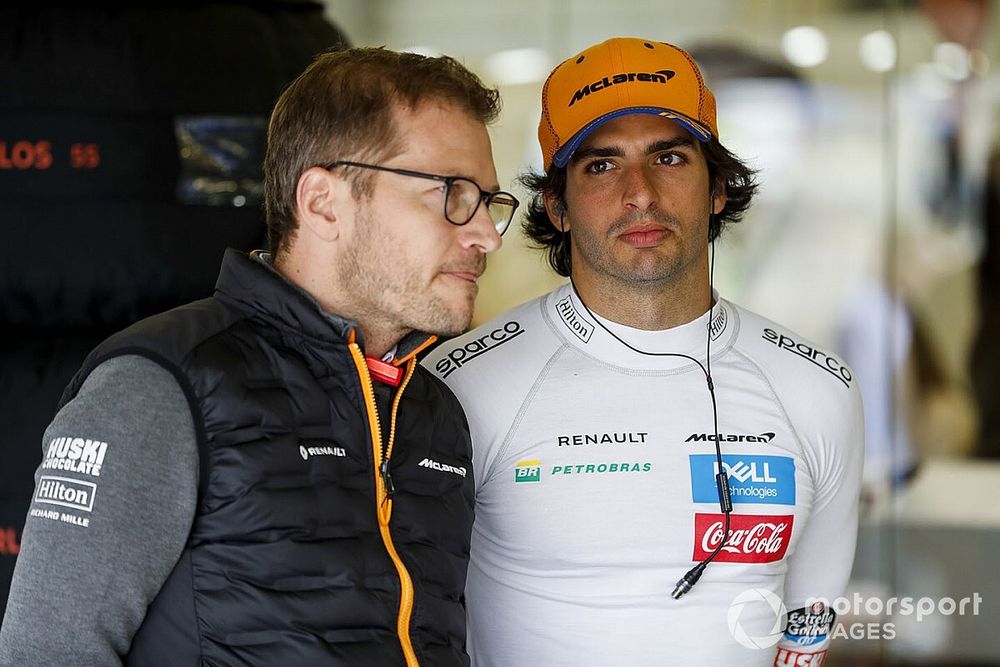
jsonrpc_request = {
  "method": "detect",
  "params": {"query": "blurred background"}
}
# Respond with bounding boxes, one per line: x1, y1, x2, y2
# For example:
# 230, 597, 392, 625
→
2, 1, 998, 664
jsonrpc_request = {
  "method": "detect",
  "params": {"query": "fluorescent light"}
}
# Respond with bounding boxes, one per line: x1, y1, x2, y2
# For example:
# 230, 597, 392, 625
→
781, 26, 829, 68
483, 48, 553, 86
859, 30, 896, 73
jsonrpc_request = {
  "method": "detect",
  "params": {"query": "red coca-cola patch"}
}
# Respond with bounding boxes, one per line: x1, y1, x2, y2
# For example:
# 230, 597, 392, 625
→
692, 513, 794, 563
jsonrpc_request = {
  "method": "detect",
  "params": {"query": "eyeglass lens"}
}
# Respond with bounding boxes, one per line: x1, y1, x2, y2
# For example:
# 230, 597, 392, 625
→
447, 178, 516, 232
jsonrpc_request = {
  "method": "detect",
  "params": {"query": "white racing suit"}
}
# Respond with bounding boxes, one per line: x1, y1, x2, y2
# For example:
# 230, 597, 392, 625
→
424, 284, 864, 666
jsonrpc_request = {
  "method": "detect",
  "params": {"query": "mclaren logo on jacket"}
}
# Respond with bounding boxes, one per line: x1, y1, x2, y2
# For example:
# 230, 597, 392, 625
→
418, 457, 468, 478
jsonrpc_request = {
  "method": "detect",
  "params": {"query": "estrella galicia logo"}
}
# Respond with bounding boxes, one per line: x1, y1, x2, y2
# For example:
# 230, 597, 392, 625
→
555, 296, 593, 343
435, 321, 525, 378
568, 70, 675, 107
762, 328, 852, 388
783, 602, 837, 646
690, 454, 796, 505
514, 459, 541, 483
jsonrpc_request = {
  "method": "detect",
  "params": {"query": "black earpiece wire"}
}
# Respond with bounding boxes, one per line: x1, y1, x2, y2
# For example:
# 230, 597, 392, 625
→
563, 208, 732, 599
672, 231, 732, 599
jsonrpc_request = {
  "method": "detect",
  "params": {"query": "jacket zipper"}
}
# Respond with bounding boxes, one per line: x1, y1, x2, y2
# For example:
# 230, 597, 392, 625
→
349, 343, 420, 667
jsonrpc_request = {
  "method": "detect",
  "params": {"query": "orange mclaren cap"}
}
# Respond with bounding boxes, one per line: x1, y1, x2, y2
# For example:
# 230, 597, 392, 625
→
539, 37, 718, 170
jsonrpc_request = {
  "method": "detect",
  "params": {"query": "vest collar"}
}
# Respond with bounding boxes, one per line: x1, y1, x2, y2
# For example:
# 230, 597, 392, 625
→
214, 249, 434, 359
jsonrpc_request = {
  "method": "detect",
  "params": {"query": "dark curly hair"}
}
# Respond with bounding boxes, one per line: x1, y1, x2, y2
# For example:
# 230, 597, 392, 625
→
519, 136, 758, 277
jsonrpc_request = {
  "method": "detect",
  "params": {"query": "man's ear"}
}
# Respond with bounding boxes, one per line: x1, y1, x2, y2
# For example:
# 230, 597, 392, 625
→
711, 180, 727, 216
543, 194, 569, 233
295, 167, 352, 242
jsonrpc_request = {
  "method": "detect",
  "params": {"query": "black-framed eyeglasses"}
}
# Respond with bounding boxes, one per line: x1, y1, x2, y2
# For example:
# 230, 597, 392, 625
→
323, 160, 519, 235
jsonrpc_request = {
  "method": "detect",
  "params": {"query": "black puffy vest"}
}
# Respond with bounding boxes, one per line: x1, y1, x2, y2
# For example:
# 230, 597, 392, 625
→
60, 250, 475, 666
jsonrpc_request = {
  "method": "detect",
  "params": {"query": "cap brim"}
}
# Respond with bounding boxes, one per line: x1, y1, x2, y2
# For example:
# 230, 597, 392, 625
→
551, 107, 712, 168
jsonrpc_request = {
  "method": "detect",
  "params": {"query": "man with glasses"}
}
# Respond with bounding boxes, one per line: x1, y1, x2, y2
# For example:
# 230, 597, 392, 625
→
1, 47, 515, 666
425, 38, 862, 665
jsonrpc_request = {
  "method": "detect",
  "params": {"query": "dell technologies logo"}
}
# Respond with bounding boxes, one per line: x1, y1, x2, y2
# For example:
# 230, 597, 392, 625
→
568, 70, 675, 107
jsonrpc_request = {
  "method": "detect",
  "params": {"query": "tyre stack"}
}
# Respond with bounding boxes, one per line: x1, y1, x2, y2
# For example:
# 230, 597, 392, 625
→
0, 2, 348, 612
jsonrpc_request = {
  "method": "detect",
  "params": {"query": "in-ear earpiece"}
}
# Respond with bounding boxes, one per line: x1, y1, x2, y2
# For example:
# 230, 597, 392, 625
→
553, 199, 568, 233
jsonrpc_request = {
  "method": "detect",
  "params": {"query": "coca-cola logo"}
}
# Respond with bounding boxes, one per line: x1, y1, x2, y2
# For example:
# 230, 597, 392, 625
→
693, 513, 794, 563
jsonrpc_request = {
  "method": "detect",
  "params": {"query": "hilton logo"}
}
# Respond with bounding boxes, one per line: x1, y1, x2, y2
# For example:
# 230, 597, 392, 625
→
35, 476, 97, 513
556, 297, 593, 343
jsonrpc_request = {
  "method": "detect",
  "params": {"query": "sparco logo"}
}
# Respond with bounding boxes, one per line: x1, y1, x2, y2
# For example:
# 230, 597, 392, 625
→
762, 328, 852, 388
418, 457, 467, 478
686, 432, 775, 443
555, 297, 593, 343
568, 70, 675, 107
35, 476, 97, 512
299, 442, 346, 460
692, 513, 794, 563
435, 321, 525, 378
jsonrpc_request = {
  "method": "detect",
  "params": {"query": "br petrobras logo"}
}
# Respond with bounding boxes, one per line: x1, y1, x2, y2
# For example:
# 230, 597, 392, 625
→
689, 454, 796, 505
435, 321, 525, 378
692, 513, 794, 563
514, 459, 541, 483
727, 588, 787, 649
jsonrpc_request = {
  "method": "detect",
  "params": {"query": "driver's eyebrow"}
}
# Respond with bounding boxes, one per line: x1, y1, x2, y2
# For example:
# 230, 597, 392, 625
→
569, 145, 623, 164
570, 136, 697, 165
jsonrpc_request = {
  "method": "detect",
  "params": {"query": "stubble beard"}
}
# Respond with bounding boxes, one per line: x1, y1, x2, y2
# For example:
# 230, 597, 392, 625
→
338, 211, 474, 339
571, 208, 707, 289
